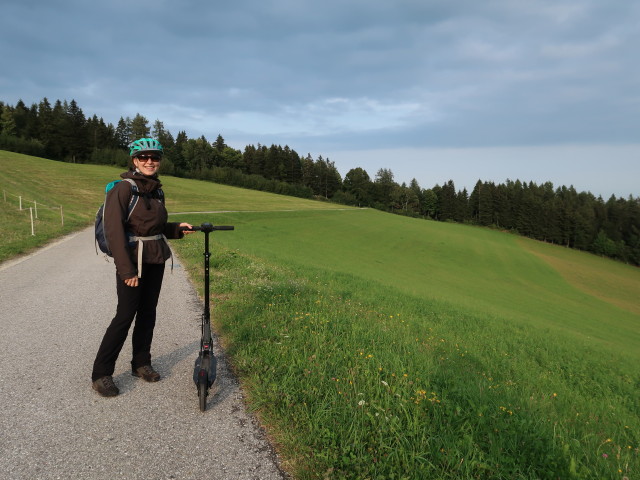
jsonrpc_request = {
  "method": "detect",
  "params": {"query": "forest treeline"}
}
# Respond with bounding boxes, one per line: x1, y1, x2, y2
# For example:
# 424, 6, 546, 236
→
2, 97, 639, 265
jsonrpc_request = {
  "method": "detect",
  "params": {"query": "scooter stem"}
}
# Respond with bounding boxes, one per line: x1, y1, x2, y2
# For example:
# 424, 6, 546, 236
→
203, 228, 210, 324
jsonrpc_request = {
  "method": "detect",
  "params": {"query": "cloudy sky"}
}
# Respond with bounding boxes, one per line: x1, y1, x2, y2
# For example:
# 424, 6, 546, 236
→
1, 0, 638, 197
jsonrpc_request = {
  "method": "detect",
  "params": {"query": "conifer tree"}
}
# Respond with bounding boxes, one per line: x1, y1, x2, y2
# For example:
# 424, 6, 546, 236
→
283, 145, 303, 185
65, 99, 88, 162
130, 113, 150, 140
38, 98, 55, 156
478, 181, 494, 226
438, 180, 457, 221
115, 117, 131, 149
0, 105, 16, 136
11, 100, 29, 137
213, 134, 226, 152
456, 188, 469, 222
373, 168, 396, 209
172, 130, 189, 174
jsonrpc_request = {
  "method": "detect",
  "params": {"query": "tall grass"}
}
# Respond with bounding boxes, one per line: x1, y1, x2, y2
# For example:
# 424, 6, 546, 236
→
173, 210, 639, 479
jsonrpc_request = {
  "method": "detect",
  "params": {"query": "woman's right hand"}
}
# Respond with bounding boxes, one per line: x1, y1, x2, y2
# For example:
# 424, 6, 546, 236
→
124, 276, 139, 287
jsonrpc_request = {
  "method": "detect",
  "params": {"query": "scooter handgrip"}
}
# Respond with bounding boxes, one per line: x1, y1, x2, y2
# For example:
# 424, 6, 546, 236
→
214, 226, 234, 231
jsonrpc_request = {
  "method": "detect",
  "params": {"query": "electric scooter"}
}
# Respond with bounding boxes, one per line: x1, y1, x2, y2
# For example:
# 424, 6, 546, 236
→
187, 222, 234, 411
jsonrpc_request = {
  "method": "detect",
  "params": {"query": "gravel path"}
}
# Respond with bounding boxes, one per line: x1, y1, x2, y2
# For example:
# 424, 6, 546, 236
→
0, 227, 288, 480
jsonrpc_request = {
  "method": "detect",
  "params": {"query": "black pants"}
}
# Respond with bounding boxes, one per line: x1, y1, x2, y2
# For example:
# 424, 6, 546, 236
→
92, 263, 165, 381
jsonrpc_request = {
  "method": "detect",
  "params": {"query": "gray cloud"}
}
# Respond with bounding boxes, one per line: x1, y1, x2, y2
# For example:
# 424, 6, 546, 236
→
1, 0, 639, 195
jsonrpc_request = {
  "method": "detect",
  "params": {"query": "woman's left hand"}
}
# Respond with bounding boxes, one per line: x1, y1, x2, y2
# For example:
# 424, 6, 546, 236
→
179, 222, 196, 234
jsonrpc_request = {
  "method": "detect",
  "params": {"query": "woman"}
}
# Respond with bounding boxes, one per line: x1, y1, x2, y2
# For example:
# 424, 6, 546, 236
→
92, 138, 194, 397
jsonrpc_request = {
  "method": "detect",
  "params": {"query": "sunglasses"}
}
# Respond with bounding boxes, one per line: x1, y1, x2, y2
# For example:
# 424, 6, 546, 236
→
135, 154, 162, 162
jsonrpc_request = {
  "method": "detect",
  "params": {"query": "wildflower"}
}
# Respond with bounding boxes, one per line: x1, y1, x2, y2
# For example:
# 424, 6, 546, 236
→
602, 453, 608, 459
358, 400, 365, 406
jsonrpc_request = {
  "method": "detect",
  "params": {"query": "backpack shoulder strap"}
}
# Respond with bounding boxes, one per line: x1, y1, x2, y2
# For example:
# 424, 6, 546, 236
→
122, 178, 139, 220
122, 178, 138, 191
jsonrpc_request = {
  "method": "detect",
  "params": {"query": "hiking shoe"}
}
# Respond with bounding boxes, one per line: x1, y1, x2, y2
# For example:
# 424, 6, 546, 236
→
132, 365, 160, 382
92, 376, 119, 397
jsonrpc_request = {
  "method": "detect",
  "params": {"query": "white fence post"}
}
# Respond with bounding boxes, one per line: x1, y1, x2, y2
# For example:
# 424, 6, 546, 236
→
30, 207, 35, 236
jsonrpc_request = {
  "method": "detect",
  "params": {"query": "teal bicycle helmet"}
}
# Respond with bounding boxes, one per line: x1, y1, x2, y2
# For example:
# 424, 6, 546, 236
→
129, 138, 164, 157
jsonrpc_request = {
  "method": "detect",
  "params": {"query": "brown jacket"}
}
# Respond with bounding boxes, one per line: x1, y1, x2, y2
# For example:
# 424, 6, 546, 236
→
103, 170, 183, 280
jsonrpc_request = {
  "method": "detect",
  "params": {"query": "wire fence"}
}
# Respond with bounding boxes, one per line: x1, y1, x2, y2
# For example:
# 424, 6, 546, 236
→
2, 188, 64, 236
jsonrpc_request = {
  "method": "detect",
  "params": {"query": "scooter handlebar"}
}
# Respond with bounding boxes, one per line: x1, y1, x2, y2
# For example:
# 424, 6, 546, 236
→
181, 223, 235, 232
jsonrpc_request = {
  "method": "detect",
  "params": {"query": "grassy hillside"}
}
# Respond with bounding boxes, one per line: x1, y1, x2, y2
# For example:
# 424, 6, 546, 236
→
174, 215, 640, 478
189, 209, 639, 355
0, 151, 349, 262
2, 152, 639, 479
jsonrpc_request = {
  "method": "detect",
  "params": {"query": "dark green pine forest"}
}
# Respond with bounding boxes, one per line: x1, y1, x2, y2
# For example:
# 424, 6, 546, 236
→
2, 97, 639, 265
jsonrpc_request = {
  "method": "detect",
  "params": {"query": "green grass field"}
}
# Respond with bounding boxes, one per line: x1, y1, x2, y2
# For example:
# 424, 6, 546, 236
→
2, 152, 639, 479
189, 209, 639, 355
0, 151, 349, 262
175, 209, 639, 479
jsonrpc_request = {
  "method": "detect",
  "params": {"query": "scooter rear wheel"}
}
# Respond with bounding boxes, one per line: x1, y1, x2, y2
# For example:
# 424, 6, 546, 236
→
198, 379, 208, 412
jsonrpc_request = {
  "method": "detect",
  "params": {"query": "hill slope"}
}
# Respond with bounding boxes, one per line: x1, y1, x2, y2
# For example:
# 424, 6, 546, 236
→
192, 208, 640, 356
173, 208, 639, 479
0, 151, 350, 262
